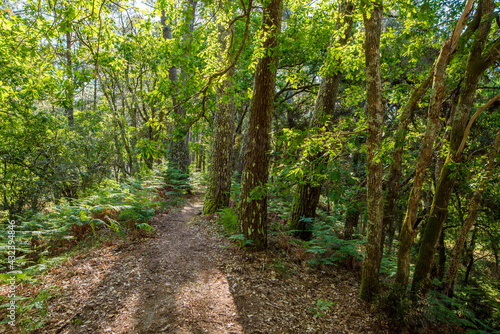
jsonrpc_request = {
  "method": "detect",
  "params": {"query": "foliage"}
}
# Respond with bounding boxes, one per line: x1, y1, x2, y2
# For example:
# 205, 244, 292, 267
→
0, 287, 52, 331
218, 207, 238, 236
309, 299, 337, 318
228, 234, 254, 248
306, 218, 365, 266
424, 287, 498, 333
1, 0, 499, 331
0, 169, 177, 275
380, 251, 399, 278
161, 167, 191, 196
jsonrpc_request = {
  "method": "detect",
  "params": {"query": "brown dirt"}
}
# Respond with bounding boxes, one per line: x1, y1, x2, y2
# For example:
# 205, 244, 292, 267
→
8, 199, 393, 333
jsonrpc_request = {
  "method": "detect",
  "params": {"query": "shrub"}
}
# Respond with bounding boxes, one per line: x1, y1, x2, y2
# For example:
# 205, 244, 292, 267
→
218, 207, 238, 236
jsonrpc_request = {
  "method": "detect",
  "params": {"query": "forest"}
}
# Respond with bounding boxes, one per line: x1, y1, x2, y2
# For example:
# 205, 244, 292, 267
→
1, 0, 500, 332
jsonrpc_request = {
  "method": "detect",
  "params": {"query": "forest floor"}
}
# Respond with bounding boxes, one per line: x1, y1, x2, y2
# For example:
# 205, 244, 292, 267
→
9, 197, 395, 334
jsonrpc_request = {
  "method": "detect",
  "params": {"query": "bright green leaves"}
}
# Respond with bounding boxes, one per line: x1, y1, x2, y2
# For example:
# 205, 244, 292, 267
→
136, 138, 166, 164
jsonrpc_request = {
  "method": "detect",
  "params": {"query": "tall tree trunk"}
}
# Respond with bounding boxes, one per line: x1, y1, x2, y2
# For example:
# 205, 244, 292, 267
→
411, 0, 498, 297
99, 76, 128, 177
204, 19, 237, 214
66, 30, 74, 127
389, 0, 475, 300
198, 142, 203, 172
288, 1, 355, 240
344, 208, 360, 240
93, 76, 98, 112
237, 0, 283, 250
444, 192, 479, 294
464, 226, 478, 285
437, 229, 446, 281
125, 64, 140, 175
359, 0, 384, 302
381, 69, 433, 254
344, 147, 364, 240
161, 7, 192, 177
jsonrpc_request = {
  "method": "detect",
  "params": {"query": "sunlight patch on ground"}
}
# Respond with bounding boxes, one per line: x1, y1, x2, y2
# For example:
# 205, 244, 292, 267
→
175, 268, 244, 333
107, 287, 141, 333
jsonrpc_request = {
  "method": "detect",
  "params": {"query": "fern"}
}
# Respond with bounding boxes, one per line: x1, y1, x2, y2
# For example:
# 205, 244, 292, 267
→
306, 219, 364, 265
218, 207, 238, 236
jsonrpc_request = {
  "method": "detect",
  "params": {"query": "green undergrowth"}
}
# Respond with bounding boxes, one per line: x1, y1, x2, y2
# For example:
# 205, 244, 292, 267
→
218, 207, 238, 236
0, 165, 190, 332
383, 279, 500, 334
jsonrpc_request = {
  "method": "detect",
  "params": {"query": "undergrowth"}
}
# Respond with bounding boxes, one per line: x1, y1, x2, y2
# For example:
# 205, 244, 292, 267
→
0, 164, 188, 331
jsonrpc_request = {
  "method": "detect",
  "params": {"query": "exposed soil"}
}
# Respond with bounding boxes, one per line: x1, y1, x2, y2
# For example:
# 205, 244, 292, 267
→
7, 199, 394, 333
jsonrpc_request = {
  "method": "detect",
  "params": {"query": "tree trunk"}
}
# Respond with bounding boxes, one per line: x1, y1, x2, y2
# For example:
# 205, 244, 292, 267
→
389, 0, 475, 300
66, 30, 74, 127
344, 148, 364, 240
359, 0, 384, 302
93, 76, 98, 112
411, 0, 497, 298
444, 191, 479, 295
290, 184, 321, 240
464, 226, 478, 285
344, 208, 360, 240
161, 8, 191, 177
381, 69, 433, 255
237, 0, 283, 250
198, 135, 203, 172
437, 229, 446, 281
444, 131, 499, 296
204, 19, 236, 214
288, 1, 355, 239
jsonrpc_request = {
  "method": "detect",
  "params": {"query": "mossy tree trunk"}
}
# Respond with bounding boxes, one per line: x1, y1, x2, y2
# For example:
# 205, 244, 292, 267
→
381, 70, 433, 254
237, 0, 283, 250
389, 0, 475, 301
359, 0, 384, 302
411, 0, 500, 298
203, 19, 236, 215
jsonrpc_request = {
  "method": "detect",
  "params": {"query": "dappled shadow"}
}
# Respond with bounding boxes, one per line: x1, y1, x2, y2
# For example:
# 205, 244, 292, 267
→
33, 201, 244, 334
32, 200, 387, 334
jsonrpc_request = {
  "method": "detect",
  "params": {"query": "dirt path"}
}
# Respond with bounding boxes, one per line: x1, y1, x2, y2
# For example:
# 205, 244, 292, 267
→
30, 199, 389, 334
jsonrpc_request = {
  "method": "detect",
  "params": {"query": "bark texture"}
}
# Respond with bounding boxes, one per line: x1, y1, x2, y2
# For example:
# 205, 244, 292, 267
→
237, 0, 283, 250
411, 0, 497, 297
381, 69, 433, 253
359, 0, 384, 302
203, 21, 236, 215
390, 0, 475, 299
344, 148, 364, 240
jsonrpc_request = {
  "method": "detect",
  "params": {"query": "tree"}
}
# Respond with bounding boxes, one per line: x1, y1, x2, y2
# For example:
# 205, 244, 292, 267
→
288, 0, 355, 240
203, 8, 236, 214
359, 0, 384, 301
164, 1, 197, 176
65, 29, 75, 127
237, 0, 283, 250
411, 0, 500, 297
389, 0, 476, 300
444, 129, 500, 296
